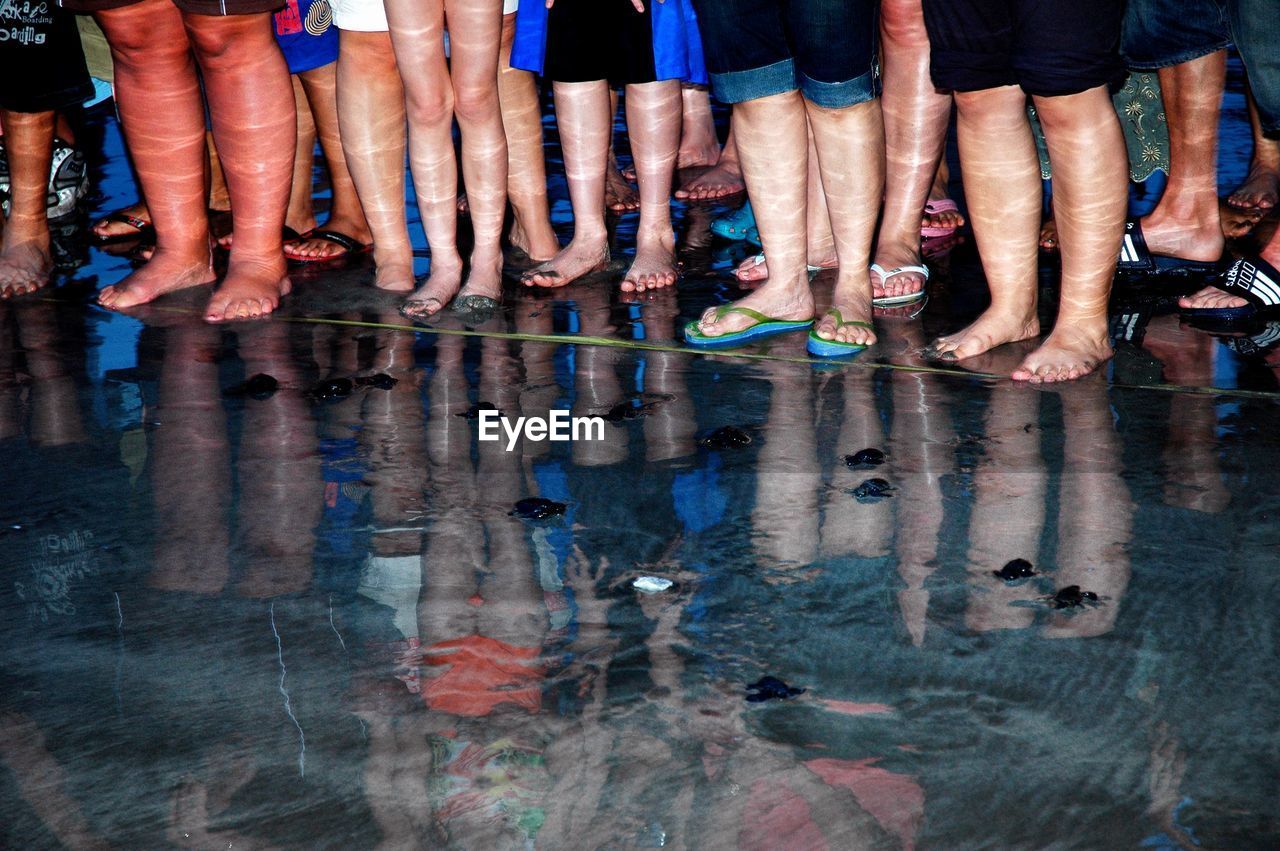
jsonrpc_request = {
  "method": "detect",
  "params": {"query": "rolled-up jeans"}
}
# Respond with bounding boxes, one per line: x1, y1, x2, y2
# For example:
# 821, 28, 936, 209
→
691, 0, 879, 109
1123, 0, 1280, 135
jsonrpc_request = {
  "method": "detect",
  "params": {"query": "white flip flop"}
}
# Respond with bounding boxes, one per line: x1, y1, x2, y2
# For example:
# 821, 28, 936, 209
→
871, 263, 929, 307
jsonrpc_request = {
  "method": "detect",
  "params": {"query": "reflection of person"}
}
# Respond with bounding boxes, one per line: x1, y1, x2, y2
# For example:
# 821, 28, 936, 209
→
61, 0, 297, 321
0, 5, 92, 297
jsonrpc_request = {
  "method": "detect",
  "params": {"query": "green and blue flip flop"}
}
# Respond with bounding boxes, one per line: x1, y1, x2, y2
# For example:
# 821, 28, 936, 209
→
684, 305, 812, 349
807, 309, 873, 358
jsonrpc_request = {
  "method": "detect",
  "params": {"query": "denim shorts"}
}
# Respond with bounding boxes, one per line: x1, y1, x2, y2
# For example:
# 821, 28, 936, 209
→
690, 0, 879, 109
1123, 0, 1280, 134
922, 0, 1124, 98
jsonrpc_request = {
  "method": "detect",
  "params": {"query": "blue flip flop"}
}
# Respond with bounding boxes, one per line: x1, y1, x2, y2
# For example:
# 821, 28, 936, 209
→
807, 309, 873, 358
710, 202, 756, 241
684, 305, 812, 349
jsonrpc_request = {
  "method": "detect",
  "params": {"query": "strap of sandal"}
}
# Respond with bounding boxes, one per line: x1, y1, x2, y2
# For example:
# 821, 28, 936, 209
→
304, 229, 364, 253
1118, 219, 1152, 267
825, 309, 873, 330
1220, 256, 1280, 310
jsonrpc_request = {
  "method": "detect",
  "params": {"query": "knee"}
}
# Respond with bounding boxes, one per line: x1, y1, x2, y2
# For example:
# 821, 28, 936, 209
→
452, 83, 499, 125
405, 86, 454, 128
186, 16, 269, 66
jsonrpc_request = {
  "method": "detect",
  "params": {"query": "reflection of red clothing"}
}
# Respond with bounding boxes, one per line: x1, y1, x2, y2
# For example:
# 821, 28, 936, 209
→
739, 758, 925, 851
422, 635, 543, 717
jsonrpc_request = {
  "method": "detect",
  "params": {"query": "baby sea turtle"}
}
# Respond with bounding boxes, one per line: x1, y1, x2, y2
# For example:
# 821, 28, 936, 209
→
603, 401, 646, 423
223, 373, 278, 400
309, 377, 354, 401
1049, 585, 1099, 609
457, 401, 502, 420
701, 426, 752, 449
851, 478, 894, 501
844, 448, 886, 469
993, 558, 1037, 581
511, 497, 566, 520
746, 676, 805, 703
356, 373, 397, 390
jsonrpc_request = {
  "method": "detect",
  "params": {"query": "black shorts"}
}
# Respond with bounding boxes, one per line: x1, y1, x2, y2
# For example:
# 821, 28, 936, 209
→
922, 0, 1125, 98
0, 8, 93, 113
543, 0, 657, 86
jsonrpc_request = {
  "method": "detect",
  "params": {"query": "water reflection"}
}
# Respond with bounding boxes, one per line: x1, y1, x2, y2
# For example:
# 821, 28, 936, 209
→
3, 240, 1280, 849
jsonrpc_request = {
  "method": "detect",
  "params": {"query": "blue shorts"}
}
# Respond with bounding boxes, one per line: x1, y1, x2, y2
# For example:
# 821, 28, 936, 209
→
922, 0, 1124, 98
274, 0, 338, 74
1123, 0, 1280, 134
690, 0, 879, 109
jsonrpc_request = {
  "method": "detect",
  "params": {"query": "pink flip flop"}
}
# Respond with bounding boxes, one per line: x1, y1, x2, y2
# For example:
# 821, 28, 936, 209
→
921, 198, 961, 238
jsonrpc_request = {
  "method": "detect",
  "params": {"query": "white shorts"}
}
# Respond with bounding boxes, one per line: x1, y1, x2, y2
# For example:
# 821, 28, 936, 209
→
331, 0, 387, 32
332, 0, 515, 33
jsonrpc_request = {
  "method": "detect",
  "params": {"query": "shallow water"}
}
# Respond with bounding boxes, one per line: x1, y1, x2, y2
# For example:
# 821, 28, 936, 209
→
3, 64, 1280, 850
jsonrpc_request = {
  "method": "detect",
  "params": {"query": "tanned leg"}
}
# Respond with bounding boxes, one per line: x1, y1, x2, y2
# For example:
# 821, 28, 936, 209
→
924, 86, 1041, 360
521, 80, 612, 288
1227, 84, 1280, 210
1139, 52, 1226, 263
1012, 86, 1125, 382
498, 11, 559, 261
286, 62, 374, 259
0, 110, 55, 298
807, 97, 885, 348
621, 79, 681, 292
386, 0, 463, 316
336, 30, 414, 292
444, 0, 508, 306
93, 0, 215, 311
187, 11, 295, 321
692, 90, 814, 337
284, 76, 320, 237
872, 0, 953, 301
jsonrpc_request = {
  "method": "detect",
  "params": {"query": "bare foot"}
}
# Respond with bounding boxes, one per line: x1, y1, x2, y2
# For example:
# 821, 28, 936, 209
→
98, 250, 217, 311
521, 239, 610, 289
1227, 161, 1280, 210
1040, 217, 1059, 251
812, 281, 876, 348
622, 233, 677, 292
1219, 199, 1264, 240
455, 252, 504, 303
401, 258, 464, 318
457, 193, 470, 215
283, 217, 371, 261
923, 308, 1040, 362
0, 241, 52, 299
871, 240, 928, 301
91, 202, 152, 241
204, 263, 290, 322
691, 277, 814, 339
606, 168, 640, 212
675, 158, 745, 201
677, 136, 721, 171
374, 261, 416, 293
509, 217, 559, 263
1010, 323, 1112, 382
